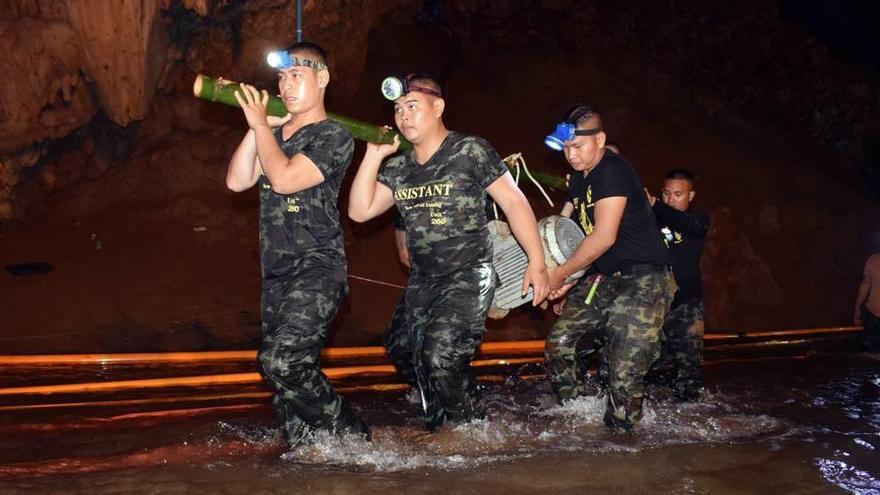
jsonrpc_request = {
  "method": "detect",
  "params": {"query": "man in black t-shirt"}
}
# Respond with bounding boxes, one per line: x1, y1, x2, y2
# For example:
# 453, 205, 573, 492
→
646, 169, 710, 401
543, 105, 676, 432
349, 74, 548, 431
226, 42, 369, 446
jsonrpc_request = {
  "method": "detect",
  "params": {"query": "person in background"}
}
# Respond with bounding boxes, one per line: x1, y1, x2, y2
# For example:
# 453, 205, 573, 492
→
853, 251, 880, 352
646, 169, 710, 401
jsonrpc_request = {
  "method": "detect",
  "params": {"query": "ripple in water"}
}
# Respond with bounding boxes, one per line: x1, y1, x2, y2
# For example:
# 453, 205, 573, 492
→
212, 382, 791, 472
816, 456, 880, 494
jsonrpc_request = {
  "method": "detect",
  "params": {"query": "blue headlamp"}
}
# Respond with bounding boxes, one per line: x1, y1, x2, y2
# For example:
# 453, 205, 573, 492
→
544, 122, 602, 151
266, 50, 327, 71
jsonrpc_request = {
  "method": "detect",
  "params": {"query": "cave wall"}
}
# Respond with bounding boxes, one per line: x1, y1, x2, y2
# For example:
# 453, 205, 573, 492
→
0, 0, 877, 334
4, 0, 875, 218
0, 0, 410, 220
582, 0, 880, 195
64, 0, 171, 126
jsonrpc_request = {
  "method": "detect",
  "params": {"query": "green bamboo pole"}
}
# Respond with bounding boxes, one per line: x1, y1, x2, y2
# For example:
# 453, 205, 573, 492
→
193, 74, 411, 150
193, 74, 567, 191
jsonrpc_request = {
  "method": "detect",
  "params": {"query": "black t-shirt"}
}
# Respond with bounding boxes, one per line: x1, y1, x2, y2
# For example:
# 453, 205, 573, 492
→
567, 151, 668, 275
258, 120, 354, 281
378, 131, 508, 276
653, 201, 709, 302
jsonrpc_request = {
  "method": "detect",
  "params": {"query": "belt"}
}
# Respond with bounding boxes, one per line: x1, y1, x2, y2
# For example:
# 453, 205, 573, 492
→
608, 263, 668, 278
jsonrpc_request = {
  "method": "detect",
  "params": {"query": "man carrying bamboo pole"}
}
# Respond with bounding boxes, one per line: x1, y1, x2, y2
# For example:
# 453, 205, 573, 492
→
348, 74, 549, 431
543, 105, 675, 432
225, 41, 369, 447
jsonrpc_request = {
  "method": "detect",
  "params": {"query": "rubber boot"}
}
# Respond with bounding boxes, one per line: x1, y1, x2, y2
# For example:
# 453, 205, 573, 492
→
333, 404, 372, 441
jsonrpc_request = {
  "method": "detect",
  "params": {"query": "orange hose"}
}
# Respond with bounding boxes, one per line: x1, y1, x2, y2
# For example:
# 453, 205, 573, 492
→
0, 372, 263, 396
0, 326, 859, 418
0, 358, 543, 398
0, 327, 861, 367
0, 327, 859, 402
0, 341, 548, 366
703, 326, 859, 340
0, 376, 551, 415
0, 392, 271, 413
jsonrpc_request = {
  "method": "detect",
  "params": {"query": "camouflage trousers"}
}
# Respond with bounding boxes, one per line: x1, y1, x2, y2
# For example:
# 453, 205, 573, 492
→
384, 262, 496, 431
545, 267, 676, 431
649, 297, 705, 401
257, 254, 351, 445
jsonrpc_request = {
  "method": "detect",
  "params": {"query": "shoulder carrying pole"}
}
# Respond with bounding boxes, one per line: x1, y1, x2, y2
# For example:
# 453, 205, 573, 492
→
193, 74, 412, 151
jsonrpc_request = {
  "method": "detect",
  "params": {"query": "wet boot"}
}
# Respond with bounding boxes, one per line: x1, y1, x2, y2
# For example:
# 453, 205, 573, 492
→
603, 394, 638, 433
332, 404, 372, 441
285, 420, 315, 449
672, 370, 702, 402
674, 386, 701, 403
644, 365, 674, 388
425, 409, 446, 433
603, 410, 634, 433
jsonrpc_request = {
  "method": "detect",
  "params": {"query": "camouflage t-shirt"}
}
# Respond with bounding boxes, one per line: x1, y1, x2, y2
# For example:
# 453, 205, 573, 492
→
378, 132, 508, 276
258, 120, 354, 281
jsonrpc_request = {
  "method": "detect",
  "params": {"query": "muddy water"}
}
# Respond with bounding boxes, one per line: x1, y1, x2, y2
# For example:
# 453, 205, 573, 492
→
0, 353, 878, 494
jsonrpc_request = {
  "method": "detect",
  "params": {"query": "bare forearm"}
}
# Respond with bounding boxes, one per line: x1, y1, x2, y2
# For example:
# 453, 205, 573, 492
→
559, 196, 624, 278
393, 229, 410, 268
558, 233, 613, 279
253, 124, 293, 189
505, 198, 545, 266
348, 152, 385, 222
226, 131, 259, 192
560, 202, 574, 218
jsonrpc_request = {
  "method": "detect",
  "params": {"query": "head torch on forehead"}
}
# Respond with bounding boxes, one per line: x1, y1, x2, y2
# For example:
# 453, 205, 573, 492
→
544, 105, 602, 151
380, 74, 443, 101
266, 50, 327, 71
544, 123, 603, 151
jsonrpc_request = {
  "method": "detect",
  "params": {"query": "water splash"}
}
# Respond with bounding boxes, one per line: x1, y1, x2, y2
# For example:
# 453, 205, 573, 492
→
816, 456, 880, 494
206, 382, 793, 473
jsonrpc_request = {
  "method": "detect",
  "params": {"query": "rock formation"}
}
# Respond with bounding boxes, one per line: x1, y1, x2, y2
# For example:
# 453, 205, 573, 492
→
0, 1, 877, 344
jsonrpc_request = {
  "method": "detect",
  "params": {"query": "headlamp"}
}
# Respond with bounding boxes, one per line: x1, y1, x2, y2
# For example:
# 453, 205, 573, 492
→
266, 51, 291, 69
266, 50, 327, 71
380, 75, 443, 101
544, 122, 602, 151
381, 76, 406, 101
